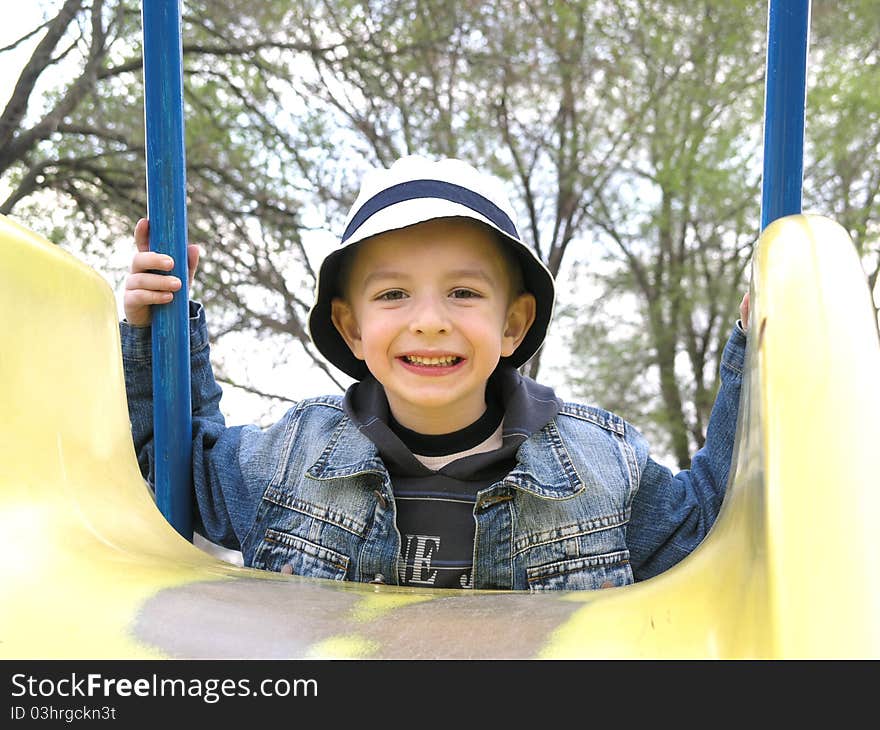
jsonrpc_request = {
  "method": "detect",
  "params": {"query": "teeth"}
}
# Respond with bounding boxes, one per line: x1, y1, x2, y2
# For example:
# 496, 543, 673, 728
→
405, 355, 459, 366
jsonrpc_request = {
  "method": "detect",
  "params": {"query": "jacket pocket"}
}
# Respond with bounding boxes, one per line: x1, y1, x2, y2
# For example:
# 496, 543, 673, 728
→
525, 549, 632, 591
252, 528, 350, 580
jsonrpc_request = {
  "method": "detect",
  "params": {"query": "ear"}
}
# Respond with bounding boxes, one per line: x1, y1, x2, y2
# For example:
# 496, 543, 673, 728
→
500, 292, 537, 358
330, 298, 365, 360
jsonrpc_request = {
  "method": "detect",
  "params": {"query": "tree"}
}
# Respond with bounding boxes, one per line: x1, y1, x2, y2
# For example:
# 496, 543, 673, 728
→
565, 0, 880, 465
0, 0, 351, 403
546, 0, 766, 467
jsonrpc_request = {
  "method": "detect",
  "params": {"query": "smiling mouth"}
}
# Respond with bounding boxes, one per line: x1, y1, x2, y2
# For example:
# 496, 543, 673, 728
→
400, 355, 463, 367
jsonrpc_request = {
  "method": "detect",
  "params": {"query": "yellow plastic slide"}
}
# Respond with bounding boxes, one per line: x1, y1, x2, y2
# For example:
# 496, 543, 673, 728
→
1, 212, 878, 658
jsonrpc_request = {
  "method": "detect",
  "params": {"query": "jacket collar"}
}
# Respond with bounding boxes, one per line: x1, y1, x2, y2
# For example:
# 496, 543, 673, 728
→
503, 419, 587, 499
306, 403, 586, 499
305, 413, 389, 481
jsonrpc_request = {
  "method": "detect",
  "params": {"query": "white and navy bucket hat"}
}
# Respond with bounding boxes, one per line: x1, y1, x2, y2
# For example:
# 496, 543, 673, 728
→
307, 155, 556, 380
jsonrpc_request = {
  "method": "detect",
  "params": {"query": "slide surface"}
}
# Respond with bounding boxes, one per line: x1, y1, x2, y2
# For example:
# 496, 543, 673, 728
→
1, 213, 878, 658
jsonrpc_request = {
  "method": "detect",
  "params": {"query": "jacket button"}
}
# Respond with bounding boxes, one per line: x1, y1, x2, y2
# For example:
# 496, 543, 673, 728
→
370, 573, 386, 584
280, 564, 293, 575
373, 490, 388, 509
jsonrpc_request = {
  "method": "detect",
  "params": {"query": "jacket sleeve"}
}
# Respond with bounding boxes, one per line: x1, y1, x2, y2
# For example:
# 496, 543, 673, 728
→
120, 301, 264, 551
626, 321, 747, 581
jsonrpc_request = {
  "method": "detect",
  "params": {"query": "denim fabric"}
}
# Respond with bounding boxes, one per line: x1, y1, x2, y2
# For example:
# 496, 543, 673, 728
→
121, 302, 747, 591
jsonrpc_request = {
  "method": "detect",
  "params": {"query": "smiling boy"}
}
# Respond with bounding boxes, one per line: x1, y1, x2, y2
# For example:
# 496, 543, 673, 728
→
121, 155, 748, 591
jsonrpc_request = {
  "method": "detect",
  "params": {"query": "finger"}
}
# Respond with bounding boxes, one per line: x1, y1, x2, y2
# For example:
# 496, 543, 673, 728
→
134, 218, 150, 252
125, 272, 183, 293
740, 292, 750, 329
186, 244, 200, 288
124, 288, 176, 308
131, 251, 175, 274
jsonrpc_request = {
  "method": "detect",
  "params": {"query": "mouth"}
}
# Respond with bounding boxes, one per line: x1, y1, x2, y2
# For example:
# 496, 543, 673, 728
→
398, 354, 464, 368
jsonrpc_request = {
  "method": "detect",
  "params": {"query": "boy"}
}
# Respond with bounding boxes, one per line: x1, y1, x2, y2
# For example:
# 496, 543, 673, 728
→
122, 156, 749, 591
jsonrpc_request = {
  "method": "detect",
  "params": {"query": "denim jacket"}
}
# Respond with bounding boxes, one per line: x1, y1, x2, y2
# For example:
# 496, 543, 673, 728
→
121, 303, 747, 591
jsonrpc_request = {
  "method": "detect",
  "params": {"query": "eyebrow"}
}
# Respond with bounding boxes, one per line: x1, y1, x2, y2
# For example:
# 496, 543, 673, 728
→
361, 270, 408, 289
446, 268, 495, 284
361, 267, 495, 289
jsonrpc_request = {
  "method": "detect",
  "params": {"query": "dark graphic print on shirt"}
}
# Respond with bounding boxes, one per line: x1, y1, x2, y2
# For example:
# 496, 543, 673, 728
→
395, 486, 478, 589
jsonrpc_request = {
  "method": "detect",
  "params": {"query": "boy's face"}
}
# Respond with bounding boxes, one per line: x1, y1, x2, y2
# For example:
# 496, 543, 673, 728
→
331, 218, 536, 434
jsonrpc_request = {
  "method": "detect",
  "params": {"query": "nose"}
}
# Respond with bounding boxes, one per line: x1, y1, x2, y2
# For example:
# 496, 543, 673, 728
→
409, 293, 451, 335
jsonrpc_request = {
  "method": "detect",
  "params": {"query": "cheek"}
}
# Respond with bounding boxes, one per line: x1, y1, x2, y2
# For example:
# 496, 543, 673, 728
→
462, 313, 507, 351
472, 306, 509, 334
358, 317, 397, 355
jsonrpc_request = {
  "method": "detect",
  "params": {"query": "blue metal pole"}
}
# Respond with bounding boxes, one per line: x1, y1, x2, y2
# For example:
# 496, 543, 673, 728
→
141, 0, 193, 539
760, 0, 811, 231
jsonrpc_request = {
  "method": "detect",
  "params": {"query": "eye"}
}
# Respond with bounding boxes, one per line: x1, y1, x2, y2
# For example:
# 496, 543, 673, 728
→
450, 288, 481, 299
376, 289, 407, 301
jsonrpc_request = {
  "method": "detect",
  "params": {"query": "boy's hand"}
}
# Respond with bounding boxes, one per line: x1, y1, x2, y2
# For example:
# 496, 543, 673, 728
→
740, 292, 750, 332
124, 218, 200, 327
